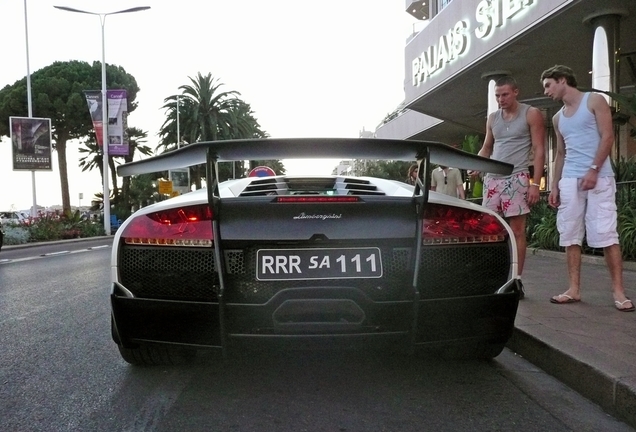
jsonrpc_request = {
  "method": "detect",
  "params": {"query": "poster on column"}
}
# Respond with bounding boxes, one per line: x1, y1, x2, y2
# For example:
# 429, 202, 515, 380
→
9, 116, 53, 171
84, 89, 129, 156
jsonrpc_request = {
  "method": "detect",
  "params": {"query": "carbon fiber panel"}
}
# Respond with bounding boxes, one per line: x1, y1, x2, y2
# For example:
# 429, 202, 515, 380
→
119, 242, 509, 303
418, 243, 510, 299
119, 246, 219, 301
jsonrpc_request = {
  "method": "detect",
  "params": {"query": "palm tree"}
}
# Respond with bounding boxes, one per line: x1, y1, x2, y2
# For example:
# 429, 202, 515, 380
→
181, 73, 240, 142
78, 127, 153, 216
118, 128, 153, 216
157, 73, 239, 188
156, 95, 197, 153
224, 99, 268, 140
77, 141, 120, 200
157, 73, 269, 186
222, 99, 269, 179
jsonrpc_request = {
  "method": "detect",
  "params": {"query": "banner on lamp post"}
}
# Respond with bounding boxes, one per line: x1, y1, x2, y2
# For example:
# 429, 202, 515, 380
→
10, 116, 53, 171
107, 89, 129, 156
84, 90, 104, 147
84, 89, 129, 156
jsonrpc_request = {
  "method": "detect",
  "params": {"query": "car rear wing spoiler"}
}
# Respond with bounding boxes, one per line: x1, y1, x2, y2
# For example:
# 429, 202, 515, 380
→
118, 137, 511, 176
117, 137, 512, 206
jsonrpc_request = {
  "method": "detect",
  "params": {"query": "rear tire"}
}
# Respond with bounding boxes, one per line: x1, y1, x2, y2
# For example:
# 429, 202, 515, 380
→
117, 344, 196, 366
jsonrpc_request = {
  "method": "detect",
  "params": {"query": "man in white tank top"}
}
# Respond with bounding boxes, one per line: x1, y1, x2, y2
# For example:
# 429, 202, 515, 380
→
475, 76, 545, 299
541, 64, 633, 311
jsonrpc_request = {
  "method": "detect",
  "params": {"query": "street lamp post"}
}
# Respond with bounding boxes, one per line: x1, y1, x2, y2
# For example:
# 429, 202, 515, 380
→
176, 95, 181, 149
54, 5, 150, 235
23, 0, 38, 219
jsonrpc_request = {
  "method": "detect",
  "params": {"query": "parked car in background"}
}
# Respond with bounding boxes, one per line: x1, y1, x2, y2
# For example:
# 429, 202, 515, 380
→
0, 211, 29, 226
110, 138, 520, 366
0, 225, 4, 251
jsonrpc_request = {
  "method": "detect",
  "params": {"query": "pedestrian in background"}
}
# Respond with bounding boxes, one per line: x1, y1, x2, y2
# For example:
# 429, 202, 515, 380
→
431, 166, 465, 199
541, 65, 633, 311
406, 164, 418, 185
473, 75, 545, 298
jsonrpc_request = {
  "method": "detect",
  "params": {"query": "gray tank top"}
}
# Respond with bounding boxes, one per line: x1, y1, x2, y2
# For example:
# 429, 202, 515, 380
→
489, 103, 532, 177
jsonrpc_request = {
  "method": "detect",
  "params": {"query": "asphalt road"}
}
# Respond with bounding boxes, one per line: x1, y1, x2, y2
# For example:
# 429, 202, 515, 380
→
0, 241, 633, 431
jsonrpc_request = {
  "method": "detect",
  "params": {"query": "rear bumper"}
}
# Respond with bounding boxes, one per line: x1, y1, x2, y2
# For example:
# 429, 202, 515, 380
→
111, 279, 519, 351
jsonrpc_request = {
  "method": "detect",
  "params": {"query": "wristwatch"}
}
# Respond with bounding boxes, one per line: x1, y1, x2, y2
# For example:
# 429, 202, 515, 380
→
590, 164, 599, 171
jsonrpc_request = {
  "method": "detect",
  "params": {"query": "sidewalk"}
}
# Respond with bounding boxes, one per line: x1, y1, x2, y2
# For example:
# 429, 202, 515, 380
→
509, 248, 636, 429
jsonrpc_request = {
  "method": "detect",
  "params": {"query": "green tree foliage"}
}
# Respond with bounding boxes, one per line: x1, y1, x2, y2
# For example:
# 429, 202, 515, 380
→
589, 88, 636, 138
461, 134, 482, 155
526, 199, 559, 250
79, 127, 153, 218
462, 134, 484, 199
355, 160, 413, 181
128, 173, 159, 211
119, 128, 154, 217
156, 72, 269, 186
612, 156, 636, 183
0, 60, 140, 215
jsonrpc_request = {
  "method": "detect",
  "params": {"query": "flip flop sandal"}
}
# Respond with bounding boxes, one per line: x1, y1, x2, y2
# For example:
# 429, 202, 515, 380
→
615, 299, 635, 312
550, 294, 580, 304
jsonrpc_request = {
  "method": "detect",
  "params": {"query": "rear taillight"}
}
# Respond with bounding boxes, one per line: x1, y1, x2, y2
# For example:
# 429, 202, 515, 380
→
276, 196, 360, 203
422, 204, 508, 245
121, 204, 213, 247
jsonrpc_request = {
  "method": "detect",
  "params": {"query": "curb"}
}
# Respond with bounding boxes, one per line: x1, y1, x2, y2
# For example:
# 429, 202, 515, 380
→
2, 235, 112, 251
508, 328, 636, 429
513, 247, 636, 429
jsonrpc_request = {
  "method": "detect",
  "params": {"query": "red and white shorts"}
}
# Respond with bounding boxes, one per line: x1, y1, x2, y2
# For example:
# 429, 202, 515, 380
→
483, 171, 531, 217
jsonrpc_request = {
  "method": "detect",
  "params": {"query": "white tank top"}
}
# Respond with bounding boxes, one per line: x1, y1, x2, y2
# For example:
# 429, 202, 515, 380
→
557, 92, 613, 178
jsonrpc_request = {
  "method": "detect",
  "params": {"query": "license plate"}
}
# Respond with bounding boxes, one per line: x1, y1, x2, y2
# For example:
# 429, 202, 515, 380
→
256, 247, 383, 281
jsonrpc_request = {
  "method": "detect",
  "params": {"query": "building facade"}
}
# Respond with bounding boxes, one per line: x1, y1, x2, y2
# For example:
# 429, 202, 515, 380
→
376, 0, 636, 187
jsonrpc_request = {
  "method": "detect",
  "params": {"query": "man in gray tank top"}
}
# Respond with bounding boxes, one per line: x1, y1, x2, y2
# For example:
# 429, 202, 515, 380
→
474, 76, 545, 299
541, 65, 632, 311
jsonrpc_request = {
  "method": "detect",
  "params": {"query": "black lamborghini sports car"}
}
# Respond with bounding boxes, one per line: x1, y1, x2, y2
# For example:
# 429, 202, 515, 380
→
110, 138, 521, 365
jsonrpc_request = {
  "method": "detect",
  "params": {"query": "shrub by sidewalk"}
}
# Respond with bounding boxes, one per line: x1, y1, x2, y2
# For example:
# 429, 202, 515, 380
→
3, 211, 106, 245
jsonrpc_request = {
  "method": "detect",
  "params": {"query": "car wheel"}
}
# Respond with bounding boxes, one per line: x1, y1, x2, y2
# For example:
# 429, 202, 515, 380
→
117, 344, 197, 366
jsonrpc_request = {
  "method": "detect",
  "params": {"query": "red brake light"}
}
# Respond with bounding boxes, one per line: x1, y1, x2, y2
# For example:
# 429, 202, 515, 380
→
276, 196, 360, 203
422, 204, 508, 245
121, 204, 213, 247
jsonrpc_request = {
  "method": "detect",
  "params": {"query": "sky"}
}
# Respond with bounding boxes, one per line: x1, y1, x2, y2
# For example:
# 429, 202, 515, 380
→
0, 0, 415, 211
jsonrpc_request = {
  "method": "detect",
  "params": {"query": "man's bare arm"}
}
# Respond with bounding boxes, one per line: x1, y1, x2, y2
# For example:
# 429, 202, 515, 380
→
478, 112, 496, 158
551, 113, 565, 188
527, 107, 546, 185
589, 92, 614, 167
